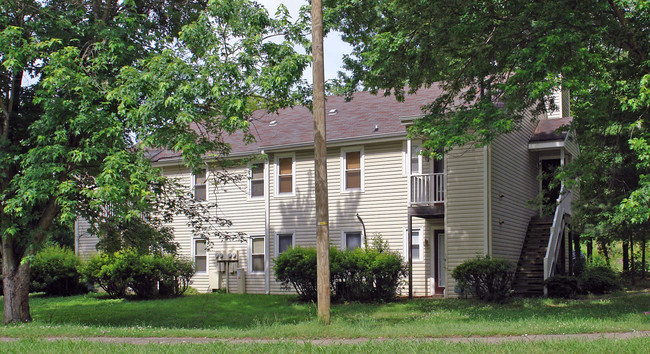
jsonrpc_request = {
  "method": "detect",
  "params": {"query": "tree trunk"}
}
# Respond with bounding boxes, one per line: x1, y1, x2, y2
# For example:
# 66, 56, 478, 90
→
623, 241, 629, 273
599, 239, 610, 265
587, 238, 593, 260
2, 240, 31, 324
630, 235, 635, 285
642, 236, 646, 280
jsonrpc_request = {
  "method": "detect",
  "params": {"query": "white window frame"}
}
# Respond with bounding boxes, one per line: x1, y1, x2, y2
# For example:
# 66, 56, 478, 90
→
191, 168, 208, 202
340, 146, 364, 192
341, 230, 364, 250
192, 238, 208, 274
274, 232, 296, 257
249, 236, 265, 274
275, 153, 295, 196
248, 161, 265, 200
404, 227, 424, 262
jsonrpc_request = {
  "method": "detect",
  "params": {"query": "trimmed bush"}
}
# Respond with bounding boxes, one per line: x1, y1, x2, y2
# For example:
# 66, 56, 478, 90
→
273, 246, 318, 301
82, 249, 195, 299
451, 256, 514, 303
274, 237, 407, 302
82, 251, 132, 298
579, 265, 621, 294
30, 246, 88, 296
158, 255, 195, 297
545, 275, 579, 298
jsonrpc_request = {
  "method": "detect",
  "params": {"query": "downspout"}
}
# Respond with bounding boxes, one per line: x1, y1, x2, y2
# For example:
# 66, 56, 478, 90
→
74, 219, 79, 256
483, 146, 492, 256
263, 150, 271, 294
356, 213, 367, 248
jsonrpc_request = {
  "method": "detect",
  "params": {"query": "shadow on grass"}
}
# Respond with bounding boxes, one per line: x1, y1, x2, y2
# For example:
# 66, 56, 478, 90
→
8, 291, 650, 332
20, 292, 316, 330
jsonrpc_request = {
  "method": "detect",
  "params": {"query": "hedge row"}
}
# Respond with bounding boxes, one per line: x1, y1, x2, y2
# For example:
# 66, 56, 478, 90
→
273, 239, 407, 302
545, 265, 622, 298
25, 246, 194, 298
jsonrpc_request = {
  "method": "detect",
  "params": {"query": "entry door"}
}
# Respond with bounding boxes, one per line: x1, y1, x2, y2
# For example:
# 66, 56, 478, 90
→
430, 230, 446, 294
541, 159, 561, 207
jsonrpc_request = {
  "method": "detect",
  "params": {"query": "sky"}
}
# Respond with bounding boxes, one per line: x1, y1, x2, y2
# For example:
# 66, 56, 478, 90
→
257, 0, 352, 83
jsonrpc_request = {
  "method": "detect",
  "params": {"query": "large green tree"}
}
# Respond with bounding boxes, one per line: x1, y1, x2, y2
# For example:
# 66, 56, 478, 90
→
0, 0, 308, 323
327, 0, 650, 249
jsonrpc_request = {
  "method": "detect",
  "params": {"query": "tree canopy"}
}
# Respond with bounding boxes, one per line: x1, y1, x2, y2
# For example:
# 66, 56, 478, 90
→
327, 0, 650, 247
1, 0, 309, 323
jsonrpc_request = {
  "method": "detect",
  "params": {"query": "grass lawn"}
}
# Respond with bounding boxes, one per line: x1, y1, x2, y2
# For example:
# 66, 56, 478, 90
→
1, 337, 649, 353
1, 291, 649, 339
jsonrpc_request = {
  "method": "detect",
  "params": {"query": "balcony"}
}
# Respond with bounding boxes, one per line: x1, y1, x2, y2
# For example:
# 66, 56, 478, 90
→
409, 172, 445, 206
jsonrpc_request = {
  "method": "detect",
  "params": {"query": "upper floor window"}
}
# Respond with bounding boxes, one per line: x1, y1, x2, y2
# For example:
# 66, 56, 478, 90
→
250, 163, 264, 198
343, 231, 363, 250
341, 147, 363, 191
276, 155, 294, 195
193, 169, 207, 201
410, 141, 443, 175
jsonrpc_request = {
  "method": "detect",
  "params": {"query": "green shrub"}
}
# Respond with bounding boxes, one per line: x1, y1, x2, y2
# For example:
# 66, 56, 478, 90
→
82, 252, 131, 298
30, 246, 88, 296
451, 256, 514, 303
82, 249, 195, 299
545, 275, 579, 298
274, 237, 407, 303
273, 246, 318, 301
158, 255, 195, 297
579, 265, 621, 294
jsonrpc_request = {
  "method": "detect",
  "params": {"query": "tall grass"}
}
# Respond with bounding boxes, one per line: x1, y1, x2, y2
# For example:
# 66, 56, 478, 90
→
1, 292, 649, 338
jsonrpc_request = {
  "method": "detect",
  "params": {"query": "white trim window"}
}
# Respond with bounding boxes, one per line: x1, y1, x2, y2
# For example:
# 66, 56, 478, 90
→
341, 147, 364, 192
275, 154, 295, 196
342, 231, 363, 250
249, 162, 264, 198
404, 227, 424, 261
192, 168, 207, 202
275, 232, 295, 256
249, 236, 265, 273
193, 238, 207, 273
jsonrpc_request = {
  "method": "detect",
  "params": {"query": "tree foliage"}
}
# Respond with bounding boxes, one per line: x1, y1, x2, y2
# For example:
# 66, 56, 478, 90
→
327, 0, 650, 248
0, 0, 309, 323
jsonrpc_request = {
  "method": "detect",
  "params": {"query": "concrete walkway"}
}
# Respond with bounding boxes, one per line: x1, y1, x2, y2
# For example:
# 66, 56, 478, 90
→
1, 331, 648, 345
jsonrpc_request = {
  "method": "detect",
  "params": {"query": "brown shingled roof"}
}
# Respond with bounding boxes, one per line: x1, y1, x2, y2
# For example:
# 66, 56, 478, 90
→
151, 87, 445, 162
529, 117, 573, 143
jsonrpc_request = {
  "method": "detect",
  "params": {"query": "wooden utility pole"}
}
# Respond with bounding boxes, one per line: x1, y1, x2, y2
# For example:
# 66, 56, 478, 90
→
311, 0, 330, 324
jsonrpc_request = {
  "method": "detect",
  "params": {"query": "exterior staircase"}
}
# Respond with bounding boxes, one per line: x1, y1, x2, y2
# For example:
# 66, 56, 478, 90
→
513, 217, 552, 297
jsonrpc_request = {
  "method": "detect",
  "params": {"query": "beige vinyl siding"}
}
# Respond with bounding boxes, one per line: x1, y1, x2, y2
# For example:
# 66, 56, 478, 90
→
165, 163, 267, 294
266, 141, 430, 296
444, 145, 487, 295
564, 130, 579, 159
561, 88, 571, 118
490, 112, 539, 263
76, 218, 99, 258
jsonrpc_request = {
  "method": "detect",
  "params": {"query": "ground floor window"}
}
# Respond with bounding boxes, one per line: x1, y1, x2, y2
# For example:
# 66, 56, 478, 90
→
404, 228, 423, 261
343, 231, 363, 250
276, 233, 294, 255
194, 239, 207, 273
250, 236, 265, 273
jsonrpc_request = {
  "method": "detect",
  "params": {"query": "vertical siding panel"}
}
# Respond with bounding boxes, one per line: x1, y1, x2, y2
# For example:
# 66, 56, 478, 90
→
445, 146, 487, 295
490, 112, 539, 264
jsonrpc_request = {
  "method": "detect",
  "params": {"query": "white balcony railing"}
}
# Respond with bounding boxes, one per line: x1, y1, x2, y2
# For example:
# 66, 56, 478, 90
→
543, 189, 572, 283
409, 173, 445, 205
